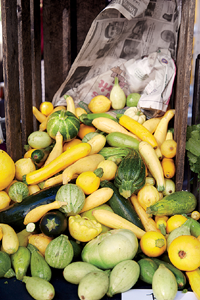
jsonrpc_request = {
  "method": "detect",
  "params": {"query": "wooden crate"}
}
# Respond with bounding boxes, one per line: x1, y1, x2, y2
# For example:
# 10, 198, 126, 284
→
1, 0, 196, 193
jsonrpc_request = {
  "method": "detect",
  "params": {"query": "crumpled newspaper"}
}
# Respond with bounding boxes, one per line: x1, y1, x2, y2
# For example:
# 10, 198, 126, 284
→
52, 0, 179, 117
127, 49, 176, 117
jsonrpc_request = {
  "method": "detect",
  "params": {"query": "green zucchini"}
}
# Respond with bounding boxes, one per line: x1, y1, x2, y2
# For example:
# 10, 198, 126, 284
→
100, 180, 144, 230
146, 191, 197, 216
0, 184, 62, 232
106, 132, 139, 150
98, 147, 131, 164
79, 113, 116, 126
137, 258, 158, 284
150, 257, 186, 290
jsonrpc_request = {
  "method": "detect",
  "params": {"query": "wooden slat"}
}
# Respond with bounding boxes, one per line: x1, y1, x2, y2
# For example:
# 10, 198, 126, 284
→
43, 0, 71, 103
30, 0, 42, 131
174, 0, 196, 191
18, 0, 34, 152
76, 0, 106, 54
1, 0, 22, 161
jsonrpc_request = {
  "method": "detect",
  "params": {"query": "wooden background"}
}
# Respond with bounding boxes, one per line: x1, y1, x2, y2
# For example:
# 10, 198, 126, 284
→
1, 0, 197, 198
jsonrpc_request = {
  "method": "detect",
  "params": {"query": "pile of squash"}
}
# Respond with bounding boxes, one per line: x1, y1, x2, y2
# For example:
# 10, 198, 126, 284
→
0, 89, 200, 300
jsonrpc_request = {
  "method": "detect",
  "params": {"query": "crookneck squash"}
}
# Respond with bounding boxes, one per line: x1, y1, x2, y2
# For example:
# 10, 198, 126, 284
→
114, 149, 146, 199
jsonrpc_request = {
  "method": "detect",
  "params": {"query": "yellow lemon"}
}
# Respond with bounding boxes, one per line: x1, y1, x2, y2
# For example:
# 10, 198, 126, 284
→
15, 158, 36, 181
0, 150, 15, 191
0, 191, 11, 209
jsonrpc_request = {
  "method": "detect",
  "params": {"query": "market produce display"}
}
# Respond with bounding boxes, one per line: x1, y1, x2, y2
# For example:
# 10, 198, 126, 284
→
1, 85, 200, 300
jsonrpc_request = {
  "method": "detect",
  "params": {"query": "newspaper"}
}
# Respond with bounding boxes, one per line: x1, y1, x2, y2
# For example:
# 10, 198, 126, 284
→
52, 0, 182, 117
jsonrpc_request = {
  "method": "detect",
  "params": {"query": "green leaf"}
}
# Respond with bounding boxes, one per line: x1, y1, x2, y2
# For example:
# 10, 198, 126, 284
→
185, 138, 200, 156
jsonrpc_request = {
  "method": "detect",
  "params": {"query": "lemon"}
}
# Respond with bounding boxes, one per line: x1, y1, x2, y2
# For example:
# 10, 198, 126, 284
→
0, 150, 15, 191
0, 191, 11, 209
15, 158, 36, 181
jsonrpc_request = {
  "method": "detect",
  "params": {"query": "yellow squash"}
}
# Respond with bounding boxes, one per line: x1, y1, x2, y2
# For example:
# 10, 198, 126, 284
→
62, 153, 105, 185
92, 117, 140, 140
186, 268, 200, 300
154, 109, 175, 147
139, 141, 165, 192
43, 131, 63, 166
92, 209, 146, 239
161, 157, 176, 178
80, 187, 114, 213
65, 95, 76, 114
32, 106, 47, 123
142, 117, 161, 133
130, 194, 160, 233
119, 115, 158, 148
87, 134, 106, 155
24, 143, 91, 185
0, 223, 19, 254
24, 200, 66, 225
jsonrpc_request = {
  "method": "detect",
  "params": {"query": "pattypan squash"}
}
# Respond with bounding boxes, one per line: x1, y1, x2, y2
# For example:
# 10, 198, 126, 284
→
68, 215, 102, 242
124, 107, 146, 124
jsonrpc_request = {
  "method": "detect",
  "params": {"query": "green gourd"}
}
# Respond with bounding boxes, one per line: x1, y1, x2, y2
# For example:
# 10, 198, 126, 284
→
166, 219, 192, 251
46, 109, 80, 142
11, 246, 31, 280
56, 183, 85, 215
45, 234, 74, 269
8, 181, 29, 203
27, 243, 52, 281
107, 260, 140, 297
0, 251, 15, 278
63, 261, 101, 284
23, 276, 55, 300
78, 270, 109, 300
152, 264, 178, 300
110, 77, 126, 109
114, 150, 146, 198
150, 257, 186, 290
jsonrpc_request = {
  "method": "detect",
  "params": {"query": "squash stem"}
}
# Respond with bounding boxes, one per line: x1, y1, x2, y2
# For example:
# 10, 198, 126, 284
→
155, 238, 165, 248
4, 268, 15, 278
114, 76, 119, 86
